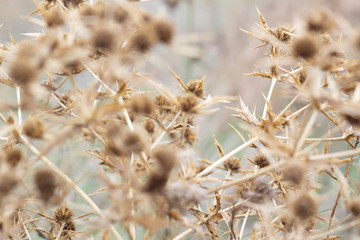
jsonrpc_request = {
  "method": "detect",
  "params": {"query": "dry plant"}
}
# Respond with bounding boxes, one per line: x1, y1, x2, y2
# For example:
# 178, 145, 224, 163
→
1, 1, 360, 240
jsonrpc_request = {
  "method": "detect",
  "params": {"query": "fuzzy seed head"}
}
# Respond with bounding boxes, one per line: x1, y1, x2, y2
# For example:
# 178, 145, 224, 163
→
128, 95, 154, 116
293, 36, 318, 59
8, 60, 38, 86
54, 206, 74, 222
0, 173, 18, 196
177, 93, 198, 113
34, 168, 57, 203
223, 156, 241, 172
348, 198, 360, 217
153, 18, 174, 44
306, 10, 335, 33
23, 118, 44, 139
254, 154, 269, 168
5, 147, 22, 167
282, 162, 306, 185
91, 28, 116, 51
290, 193, 317, 221
187, 79, 205, 98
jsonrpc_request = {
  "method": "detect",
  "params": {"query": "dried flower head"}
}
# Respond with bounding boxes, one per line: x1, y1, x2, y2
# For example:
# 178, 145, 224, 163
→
8, 59, 38, 86
54, 206, 74, 223
293, 36, 318, 59
187, 79, 205, 98
144, 119, 156, 133
43, 7, 66, 28
223, 156, 241, 172
254, 154, 269, 168
289, 192, 317, 221
152, 145, 178, 172
177, 93, 198, 113
128, 95, 154, 116
124, 131, 146, 154
34, 168, 57, 203
5, 147, 22, 167
306, 9, 335, 33
282, 162, 306, 185
153, 18, 174, 44
130, 27, 156, 52
91, 28, 117, 51
0, 173, 18, 197
347, 198, 360, 217
23, 117, 44, 139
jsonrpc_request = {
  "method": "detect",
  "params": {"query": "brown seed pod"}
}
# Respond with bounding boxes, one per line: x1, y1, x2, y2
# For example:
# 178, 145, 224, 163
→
347, 198, 360, 217
130, 27, 156, 52
144, 119, 156, 133
289, 192, 317, 221
54, 206, 74, 223
8, 59, 38, 86
282, 162, 306, 185
254, 154, 269, 168
0, 173, 18, 197
124, 131, 146, 154
34, 168, 57, 203
187, 79, 205, 98
306, 10, 335, 33
293, 36, 318, 59
128, 95, 154, 116
63, 0, 84, 8
91, 28, 116, 51
223, 156, 241, 172
43, 7, 66, 28
23, 117, 44, 139
153, 18, 174, 44
152, 145, 178, 172
5, 147, 22, 167
177, 93, 198, 113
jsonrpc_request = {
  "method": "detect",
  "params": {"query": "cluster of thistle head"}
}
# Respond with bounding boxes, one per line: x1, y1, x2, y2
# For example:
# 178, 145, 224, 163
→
1, 0, 360, 239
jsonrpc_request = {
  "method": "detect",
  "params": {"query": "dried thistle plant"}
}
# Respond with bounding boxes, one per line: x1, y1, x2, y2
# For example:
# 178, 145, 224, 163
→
1, 1, 360, 240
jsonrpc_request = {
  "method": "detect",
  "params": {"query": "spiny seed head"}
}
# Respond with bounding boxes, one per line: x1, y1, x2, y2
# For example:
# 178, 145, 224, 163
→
177, 93, 198, 113
124, 131, 146, 154
63, 0, 83, 8
306, 9, 335, 33
128, 95, 154, 115
5, 147, 22, 167
249, 176, 274, 203
143, 172, 169, 193
8, 59, 38, 86
153, 18, 174, 44
342, 113, 360, 128
113, 5, 128, 23
254, 154, 269, 168
152, 145, 178, 172
130, 27, 156, 52
187, 79, 205, 98
270, 26, 292, 41
290, 193, 317, 221
34, 168, 57, 203
144, 119, 155, 133
223, 156, 241, 172
0, 173, 18, 196
43, 7, 66, 28
347, 198, 360, 217
23, 117, 44, 139
293, 36, 318, 59
54, 206, 74, 222
282, 162, 306, 185
91, 28, 116, 51
184, 127, 196, 145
